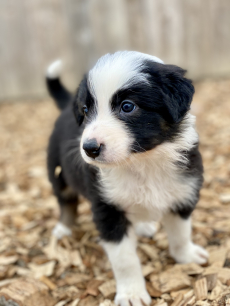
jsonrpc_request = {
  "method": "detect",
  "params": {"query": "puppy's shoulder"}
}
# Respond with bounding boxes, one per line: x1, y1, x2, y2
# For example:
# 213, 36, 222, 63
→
52, 106, 82, 141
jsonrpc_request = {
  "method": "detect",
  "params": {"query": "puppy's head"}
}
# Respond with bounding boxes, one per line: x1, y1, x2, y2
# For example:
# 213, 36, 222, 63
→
73, 51, 194, 166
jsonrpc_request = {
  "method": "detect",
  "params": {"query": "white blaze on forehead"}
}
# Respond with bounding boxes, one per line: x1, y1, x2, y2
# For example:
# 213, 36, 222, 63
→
88, 51, 164, 105
81, 52, 163, 165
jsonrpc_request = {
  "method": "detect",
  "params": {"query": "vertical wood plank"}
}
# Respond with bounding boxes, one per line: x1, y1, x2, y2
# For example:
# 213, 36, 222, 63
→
0, 0, 230, 100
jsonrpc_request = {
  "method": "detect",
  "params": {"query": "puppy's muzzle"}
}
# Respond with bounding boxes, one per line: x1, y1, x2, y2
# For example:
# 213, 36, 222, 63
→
83, 139, 102, 159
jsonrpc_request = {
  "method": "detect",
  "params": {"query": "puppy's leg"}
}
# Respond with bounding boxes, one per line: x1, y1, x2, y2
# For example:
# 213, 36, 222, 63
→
52, 185, 78, 239
103, 229, 151, 306
52, 200, 77, 239
162, 212, 208, 264
48, 132, 78, 239
93, 201, 151, 306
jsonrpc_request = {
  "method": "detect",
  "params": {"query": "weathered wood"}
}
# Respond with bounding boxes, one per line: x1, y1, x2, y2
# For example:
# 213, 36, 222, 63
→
1, 0, 230, 100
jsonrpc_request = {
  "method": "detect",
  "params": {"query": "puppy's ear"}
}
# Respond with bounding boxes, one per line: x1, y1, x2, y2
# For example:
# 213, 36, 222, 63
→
160, 65, 195, 123
73, 76, 88, 126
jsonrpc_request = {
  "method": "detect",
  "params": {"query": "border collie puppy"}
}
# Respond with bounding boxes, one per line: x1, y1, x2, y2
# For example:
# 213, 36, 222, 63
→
46, 51, 208, 306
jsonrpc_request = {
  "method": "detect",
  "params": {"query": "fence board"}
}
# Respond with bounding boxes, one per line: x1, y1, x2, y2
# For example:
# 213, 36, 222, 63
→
0, 0, 230, 100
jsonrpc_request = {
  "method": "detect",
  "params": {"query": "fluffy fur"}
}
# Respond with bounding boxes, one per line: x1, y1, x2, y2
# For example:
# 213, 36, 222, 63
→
46, 51, 208, 306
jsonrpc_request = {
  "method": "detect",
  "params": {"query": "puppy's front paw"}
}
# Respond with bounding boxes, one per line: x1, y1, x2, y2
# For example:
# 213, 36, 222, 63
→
115, 289, 151, 306
52, 222, 72, 240
135, 222, 157, 238
171, 242, 209, 265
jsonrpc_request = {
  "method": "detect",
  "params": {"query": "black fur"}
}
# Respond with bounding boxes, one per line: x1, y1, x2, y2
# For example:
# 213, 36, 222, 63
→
92, 199, 130, 242
73, 76, 95, 126
141, 62, 194, 123
46, 78, 72, 110
172, 145, 204, 219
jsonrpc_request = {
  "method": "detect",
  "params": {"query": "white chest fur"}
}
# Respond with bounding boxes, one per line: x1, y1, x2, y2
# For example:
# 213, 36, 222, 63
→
99, 159, 197, 223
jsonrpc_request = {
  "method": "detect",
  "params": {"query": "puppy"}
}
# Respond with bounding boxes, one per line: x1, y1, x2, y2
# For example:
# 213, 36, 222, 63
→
46, 51, 208, 306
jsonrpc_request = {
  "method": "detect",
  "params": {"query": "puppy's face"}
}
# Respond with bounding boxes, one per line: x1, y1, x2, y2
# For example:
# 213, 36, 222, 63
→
73, 51, 194, 166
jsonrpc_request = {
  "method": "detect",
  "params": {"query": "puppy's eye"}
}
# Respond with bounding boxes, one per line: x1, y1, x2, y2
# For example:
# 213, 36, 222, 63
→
82, 105, 88, 115
121, 101, 136, 113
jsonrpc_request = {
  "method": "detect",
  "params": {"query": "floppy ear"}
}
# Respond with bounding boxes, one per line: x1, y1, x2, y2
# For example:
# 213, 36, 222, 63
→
159, 64, 195, 123
72, 76, 88, 126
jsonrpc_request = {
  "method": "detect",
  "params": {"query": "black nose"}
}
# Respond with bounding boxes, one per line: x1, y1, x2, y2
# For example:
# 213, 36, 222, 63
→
83, 139, 101, 159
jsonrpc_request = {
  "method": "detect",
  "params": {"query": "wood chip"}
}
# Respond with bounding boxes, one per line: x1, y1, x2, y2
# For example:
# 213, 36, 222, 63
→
142, 264, 155, 277
151, 270, 191, 293
186, 295, 196, 306
219, 193, 230, 204
99, 299, 116, 306
155, 301, 168, 306
69, 298, 80, 306
174, 263, 204, 276
217, 268, 230, 284
64, 273, 91, 285
170, 288, 191, 299
210, 289, 230, 306
54, 301, 68, 306
146, 281, 162, 297
78, 296, 98, 306
208, 248, 228, 267
194, 278, 208, 301
0, 255, 18, 265
138, 243, 158, 260
202, 273, 217, 291
84, 279, 104, 297
70, 250, 83, 267
171, 293, 183, 306
0, 278, 55, 306
98, 280, 116, 299
28, 260, 56, 278
0, 279, 16, 288
195, 301, 210, 306
40, 275, 57, 290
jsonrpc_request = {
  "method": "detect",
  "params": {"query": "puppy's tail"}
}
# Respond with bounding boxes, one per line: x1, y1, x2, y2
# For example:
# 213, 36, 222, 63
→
46, 60, 73, 110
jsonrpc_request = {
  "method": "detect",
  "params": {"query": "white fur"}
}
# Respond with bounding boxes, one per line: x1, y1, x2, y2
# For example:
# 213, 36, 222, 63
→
99, 114, 199, 223
162, 213, 209, 264
80, 112, 134, 165
102, 228, 151, 306
47, 60, 62, 79
52, 222, 72, 239
88, 51, 164, 102
135, 222, 157, 237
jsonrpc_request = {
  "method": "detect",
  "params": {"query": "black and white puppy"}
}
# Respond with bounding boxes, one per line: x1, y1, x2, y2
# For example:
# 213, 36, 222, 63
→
46, 51, 208, 306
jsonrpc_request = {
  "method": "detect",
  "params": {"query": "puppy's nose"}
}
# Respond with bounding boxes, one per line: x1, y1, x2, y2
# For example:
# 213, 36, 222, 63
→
83, 139, 101, 159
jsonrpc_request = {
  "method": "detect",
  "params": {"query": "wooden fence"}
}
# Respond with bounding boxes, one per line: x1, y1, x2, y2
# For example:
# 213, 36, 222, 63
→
1, 0, 230, 100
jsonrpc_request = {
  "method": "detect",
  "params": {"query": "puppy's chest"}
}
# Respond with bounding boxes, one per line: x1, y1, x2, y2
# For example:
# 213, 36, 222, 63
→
100, 165, 195, 220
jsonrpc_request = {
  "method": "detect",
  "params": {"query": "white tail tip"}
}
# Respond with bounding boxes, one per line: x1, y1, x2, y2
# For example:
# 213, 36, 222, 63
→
46, 60, 62, 79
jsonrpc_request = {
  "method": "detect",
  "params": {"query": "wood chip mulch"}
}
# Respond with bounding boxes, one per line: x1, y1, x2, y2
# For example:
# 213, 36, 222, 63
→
0, 79, 230, 306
